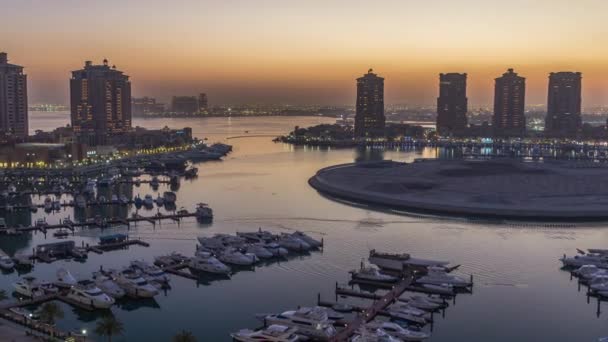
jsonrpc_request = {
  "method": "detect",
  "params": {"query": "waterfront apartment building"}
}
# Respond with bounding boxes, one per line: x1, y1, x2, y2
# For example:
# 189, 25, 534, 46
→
355, 69, 385, 138
171, 96, 199, 114
0, 53, 28, 138
198, 93, 208, 113
132, 97, 166, 116
436, 73, 468, 136
544, 72, 582, 138
70, 59, 132, 145
492, 68, 526, 137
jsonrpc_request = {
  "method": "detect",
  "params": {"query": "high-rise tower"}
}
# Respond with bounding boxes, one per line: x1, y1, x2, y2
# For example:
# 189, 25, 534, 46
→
355, 69, 385, 138
70, 59, 131, 145
544, 72, 582, 138
0, 53, 28, 138
492, 68, 526, 137
436, 73, 468, 136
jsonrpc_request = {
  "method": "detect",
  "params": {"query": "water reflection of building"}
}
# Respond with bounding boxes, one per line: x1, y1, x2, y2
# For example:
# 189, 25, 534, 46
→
73, 181, 133, 222
0, 210, 32, 256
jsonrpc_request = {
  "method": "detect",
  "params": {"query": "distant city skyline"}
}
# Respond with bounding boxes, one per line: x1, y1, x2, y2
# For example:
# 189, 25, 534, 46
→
4, 0, 608, 106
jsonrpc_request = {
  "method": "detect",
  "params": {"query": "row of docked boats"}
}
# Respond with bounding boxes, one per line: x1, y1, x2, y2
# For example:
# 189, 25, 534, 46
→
561, 249, 608, 298
152, 230, 323, 277
11, 260, 171, 309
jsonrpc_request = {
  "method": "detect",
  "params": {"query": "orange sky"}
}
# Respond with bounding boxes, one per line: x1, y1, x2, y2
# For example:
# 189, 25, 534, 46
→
3, 0, 608, 106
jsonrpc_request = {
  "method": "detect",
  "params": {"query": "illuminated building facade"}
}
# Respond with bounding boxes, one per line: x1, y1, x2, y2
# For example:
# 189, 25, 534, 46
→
70, 59, 132, 145
492, 68, 526, 137
355, 69, 385, 138
0, 52, 28, 138
436, 73, 468, 136
544, 72, 582, 138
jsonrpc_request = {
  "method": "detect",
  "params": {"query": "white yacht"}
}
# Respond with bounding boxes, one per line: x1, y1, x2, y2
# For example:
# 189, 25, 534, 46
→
262, 307, 337, 340
277, 235, 311, 251
189, 254, 231, 275
130, 260, 170, 284
398, 296, 443, 311
39, 281, 59, 294
291, 231, 323, 248
111, 194, 119, 203
13, 277, 45, 298
56, 268, 77, 288
237, 229, 276, 243
351, 264, 398, 283
416, 267, 471, 288
365, 321, 430, 341
386, 309, 428, 326
561, 253, 608, 268
66, 280, 115, 309
265, 243, 289, 257
115, 269, 159, 298
0, 249, 15, 270
218, 248, 257, 266
350, 327, 402, 342
388, 302, 431, 321
231, 325, 300, 342
574, 265, 608, 280
92, 272, 126, 299
369, 250, 449, 271
246, 244, 274, 259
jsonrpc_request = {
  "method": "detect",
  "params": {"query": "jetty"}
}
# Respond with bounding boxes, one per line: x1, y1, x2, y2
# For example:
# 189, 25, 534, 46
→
0, 211, 198, 236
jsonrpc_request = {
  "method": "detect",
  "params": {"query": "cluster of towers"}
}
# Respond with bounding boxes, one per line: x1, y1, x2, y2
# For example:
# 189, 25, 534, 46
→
0, 53, 132, 145
355, 68, 583, 139
436, 69, 583, 138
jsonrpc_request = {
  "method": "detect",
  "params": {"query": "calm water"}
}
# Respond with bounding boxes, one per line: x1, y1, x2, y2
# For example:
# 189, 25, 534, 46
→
1, 113, 605, 341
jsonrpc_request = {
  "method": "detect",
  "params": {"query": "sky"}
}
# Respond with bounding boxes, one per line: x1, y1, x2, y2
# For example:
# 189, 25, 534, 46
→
3, 0, 608, 107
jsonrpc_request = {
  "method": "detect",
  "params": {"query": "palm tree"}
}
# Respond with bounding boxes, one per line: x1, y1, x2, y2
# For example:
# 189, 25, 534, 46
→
94, 315, 124, 342
172, 330, 197, 342
38, 302, 63, 325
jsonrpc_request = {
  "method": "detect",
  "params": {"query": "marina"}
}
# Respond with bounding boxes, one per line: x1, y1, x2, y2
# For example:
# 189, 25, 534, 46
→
0, 116, 606, 341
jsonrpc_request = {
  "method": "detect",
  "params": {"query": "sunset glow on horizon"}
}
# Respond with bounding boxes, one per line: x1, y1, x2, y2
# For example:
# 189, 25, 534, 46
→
4, 0, 608, 106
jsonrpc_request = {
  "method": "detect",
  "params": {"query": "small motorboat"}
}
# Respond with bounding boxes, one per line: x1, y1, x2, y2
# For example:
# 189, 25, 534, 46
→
92, 272, 126, 299
0, 249, 15, 270
56, 268, 78, 288
13, 277, 45, 298
231, 324, 299, 342
218, 248, 257, 266
188, 253, 231, 275
66, 280, 115, 309
351, 263, 398, 283
365, 321, 430, 341
53, 229, 70, 238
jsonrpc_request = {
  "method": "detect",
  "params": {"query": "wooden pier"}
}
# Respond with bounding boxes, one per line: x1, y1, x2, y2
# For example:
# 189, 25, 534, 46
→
330, 274, 414, 341
0, 212, 198, 236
